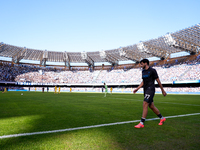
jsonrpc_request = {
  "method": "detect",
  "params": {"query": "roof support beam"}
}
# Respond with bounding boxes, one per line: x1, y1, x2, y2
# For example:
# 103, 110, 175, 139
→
0, 42, 5, 53
119, 47, 140, 62
40, 50, 48, 66
106, 55, 118, 66
99, 50, 118, 65
143, 42, 168, 59
12, 47, 27, 63
172, 34, 199, 54
63, 51, 70, 69
81, 52, 94, 68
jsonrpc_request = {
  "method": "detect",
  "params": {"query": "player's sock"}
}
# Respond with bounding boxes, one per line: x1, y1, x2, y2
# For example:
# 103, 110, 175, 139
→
157, 114, 164, 119
140, 117, 145, 125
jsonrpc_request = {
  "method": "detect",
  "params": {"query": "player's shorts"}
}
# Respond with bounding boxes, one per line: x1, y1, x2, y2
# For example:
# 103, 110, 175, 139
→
105, 89, 108, 93
144, 89, 155, 104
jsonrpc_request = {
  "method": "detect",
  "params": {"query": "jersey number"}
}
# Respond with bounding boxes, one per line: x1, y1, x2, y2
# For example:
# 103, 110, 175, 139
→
145, 94, 150, 100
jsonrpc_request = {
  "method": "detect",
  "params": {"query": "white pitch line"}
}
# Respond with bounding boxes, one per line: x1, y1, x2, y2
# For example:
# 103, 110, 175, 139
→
0, 113, 200, 139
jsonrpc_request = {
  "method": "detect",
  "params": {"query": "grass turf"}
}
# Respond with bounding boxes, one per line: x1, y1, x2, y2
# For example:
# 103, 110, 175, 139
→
0, 91, 200, 150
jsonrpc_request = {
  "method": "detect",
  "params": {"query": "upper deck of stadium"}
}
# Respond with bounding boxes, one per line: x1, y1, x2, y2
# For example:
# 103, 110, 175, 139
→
0, 24, 200, 68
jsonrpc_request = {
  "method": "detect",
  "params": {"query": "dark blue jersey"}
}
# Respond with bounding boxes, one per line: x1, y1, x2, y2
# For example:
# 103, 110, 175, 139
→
142, 67, 158, 91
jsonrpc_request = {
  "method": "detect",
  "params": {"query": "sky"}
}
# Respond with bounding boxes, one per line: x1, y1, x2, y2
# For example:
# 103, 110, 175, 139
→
0, 0, 199, 66
1, 0, 199, 53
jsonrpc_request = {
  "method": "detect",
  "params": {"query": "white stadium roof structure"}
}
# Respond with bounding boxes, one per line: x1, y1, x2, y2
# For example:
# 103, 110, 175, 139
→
0, 24, 200, 67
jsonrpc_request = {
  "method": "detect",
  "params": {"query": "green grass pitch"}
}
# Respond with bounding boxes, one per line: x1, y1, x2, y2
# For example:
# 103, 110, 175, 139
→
0, 91, 200, 150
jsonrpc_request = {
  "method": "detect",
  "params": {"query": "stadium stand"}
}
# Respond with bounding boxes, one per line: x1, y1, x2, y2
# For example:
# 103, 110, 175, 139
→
0, 53, 199, 83
1, 24, 199, 67
0, 24, 200, 93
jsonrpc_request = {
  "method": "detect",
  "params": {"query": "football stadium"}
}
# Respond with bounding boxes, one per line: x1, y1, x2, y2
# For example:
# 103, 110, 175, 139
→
1, 1, 200, 149
0, 24, 200, 149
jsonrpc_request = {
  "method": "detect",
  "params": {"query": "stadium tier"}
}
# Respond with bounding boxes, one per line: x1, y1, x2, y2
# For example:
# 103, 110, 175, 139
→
0, 24, 200, 67
0, 24, 200, 93
0, 53, 200, 84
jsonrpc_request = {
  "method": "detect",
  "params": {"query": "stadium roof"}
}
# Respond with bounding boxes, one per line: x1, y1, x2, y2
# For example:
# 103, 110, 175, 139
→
0, 24, 199, 67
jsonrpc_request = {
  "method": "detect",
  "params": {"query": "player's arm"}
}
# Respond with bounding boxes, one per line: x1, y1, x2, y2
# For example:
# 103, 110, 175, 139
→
133, 81, 143, 93
156, 78, 167, 96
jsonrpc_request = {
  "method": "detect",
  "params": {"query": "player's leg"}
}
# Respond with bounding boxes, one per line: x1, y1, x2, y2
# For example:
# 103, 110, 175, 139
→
148, 90, 166, 125
149, 102, 160, 115
149, 102, 166, 125
142, 101, 149, 118
135, 90, 153, 128
104, 89, 107, 97
135, 101, 148, 128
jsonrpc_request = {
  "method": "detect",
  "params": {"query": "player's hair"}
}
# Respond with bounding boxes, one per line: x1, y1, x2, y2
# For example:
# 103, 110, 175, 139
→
140, 59, 149, 65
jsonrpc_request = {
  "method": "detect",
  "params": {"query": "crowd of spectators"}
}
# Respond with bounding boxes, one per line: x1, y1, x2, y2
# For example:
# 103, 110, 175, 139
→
0, 54, 200, 93
9, 63, 199, 84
